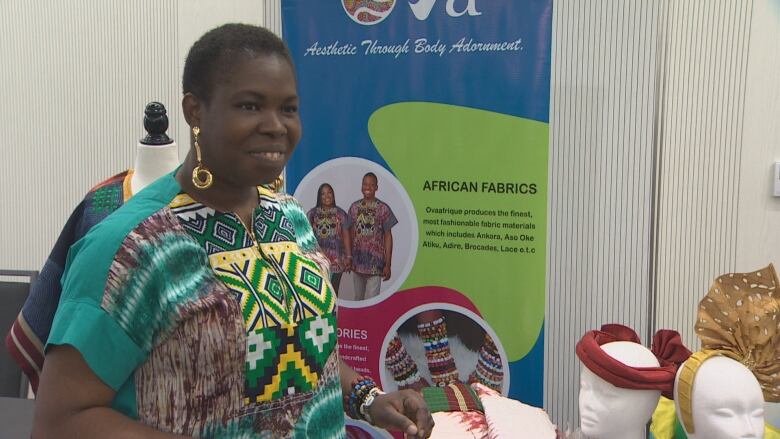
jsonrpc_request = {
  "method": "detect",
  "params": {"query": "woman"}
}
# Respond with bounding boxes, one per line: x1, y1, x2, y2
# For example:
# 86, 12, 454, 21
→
307, 183, 351, 294
32, 24, 433, 439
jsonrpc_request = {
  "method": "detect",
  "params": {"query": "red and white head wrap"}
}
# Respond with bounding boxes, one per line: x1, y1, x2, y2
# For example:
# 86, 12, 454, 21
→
576, 324, 691, 399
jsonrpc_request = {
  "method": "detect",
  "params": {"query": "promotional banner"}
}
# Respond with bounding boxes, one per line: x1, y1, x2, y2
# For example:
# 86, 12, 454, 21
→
282, 1, 552, 432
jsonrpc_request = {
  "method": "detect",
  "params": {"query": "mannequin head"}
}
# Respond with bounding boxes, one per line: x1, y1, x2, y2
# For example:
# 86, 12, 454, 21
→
674, 355, 764, 439
579, 341, 662, 439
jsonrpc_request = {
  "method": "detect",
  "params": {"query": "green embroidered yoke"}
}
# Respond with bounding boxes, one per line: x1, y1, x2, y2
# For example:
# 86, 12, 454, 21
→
48, 172, 344, 438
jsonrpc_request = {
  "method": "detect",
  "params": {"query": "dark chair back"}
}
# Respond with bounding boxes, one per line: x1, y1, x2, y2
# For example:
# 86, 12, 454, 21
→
0, 270, 37, 398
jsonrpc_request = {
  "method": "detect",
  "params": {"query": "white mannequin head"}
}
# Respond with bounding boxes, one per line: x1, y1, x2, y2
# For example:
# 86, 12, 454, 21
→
578, 341, 662, 439
674, 355, 764, 439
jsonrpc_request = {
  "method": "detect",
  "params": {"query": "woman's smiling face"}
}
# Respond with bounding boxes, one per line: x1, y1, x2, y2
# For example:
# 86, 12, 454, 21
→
193, 53, 301, 187
319, 185, 335, 207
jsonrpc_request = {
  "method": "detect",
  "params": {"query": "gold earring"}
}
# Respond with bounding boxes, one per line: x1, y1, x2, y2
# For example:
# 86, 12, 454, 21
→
271, 177, 284, 192
191, 126, 213, 189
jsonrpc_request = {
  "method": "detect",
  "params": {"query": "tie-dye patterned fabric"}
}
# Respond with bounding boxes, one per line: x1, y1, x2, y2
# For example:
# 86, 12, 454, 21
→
307, 206, 351, 274
347, 198, 397, 275
48, 172, 345, 438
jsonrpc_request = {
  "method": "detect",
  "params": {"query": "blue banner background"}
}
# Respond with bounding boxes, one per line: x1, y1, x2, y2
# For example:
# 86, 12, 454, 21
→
283, 0, 552, 408
283, 1, 552, 185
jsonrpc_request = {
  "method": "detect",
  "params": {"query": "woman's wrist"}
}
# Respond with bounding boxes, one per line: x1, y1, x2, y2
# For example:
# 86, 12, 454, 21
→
343, 375, 383, 424
359, 387, 386, 425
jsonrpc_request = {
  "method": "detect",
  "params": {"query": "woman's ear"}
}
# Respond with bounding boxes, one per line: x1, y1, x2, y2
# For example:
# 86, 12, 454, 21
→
181, 92, 201, 127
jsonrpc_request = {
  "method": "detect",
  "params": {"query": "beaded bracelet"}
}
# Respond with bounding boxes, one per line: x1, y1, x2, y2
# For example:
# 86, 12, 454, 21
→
344, 376, 384, 423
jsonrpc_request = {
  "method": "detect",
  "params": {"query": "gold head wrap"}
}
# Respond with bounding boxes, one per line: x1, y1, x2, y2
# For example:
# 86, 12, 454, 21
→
677, 263, 780, 433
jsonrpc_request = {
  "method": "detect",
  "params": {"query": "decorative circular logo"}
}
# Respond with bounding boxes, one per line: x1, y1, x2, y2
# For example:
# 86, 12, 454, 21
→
342, 0, 397, 25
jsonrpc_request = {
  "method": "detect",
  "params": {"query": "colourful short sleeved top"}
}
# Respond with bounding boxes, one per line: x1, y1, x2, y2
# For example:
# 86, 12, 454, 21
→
48, 172, 344, 438
307, 206, 351, 274
348, 198, 397, 275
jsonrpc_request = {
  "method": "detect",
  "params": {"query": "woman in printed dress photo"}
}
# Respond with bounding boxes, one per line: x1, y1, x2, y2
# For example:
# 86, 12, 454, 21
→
307, 183, 352, 295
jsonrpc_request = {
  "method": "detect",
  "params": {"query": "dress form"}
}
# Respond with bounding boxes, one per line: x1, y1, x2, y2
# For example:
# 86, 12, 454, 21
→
674, 356, 764, 439
130, 102, 180, 194
579, 341, 662, 439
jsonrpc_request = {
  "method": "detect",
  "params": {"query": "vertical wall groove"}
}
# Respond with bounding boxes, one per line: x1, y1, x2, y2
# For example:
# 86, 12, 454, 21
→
263, 0, 282, 36
648, 0, 671, 344
737, 1, 753, 252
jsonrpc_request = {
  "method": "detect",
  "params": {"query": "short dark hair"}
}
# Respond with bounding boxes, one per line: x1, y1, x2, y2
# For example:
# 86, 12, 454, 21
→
182, 23, 293, 103
316, 183, 335, 208
363, 172, 378, 184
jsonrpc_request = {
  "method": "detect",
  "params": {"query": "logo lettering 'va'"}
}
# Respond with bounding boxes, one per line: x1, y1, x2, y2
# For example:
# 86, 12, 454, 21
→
409, 0, 482, 21
343, 0, 481, 26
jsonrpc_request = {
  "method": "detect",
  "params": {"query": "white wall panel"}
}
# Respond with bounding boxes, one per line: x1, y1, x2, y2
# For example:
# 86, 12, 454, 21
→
736, 0, 780, 271
653, 0, 754, 352
545, 0, 662, 429
0, 1, 272, 271
0, 0, 181, 271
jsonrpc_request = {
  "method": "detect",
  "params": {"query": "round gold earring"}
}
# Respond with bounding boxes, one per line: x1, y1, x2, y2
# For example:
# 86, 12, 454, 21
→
191, 126, 213, 190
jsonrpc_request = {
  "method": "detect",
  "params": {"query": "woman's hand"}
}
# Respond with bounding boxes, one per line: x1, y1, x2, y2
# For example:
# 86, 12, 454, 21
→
367, 389, 434, 438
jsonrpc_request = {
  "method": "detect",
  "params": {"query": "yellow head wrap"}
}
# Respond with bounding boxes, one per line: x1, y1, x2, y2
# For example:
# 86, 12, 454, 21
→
677, 264, 780, 433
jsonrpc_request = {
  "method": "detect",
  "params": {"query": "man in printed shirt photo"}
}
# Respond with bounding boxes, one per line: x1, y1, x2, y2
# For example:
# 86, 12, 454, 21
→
348, 172, 398, 300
